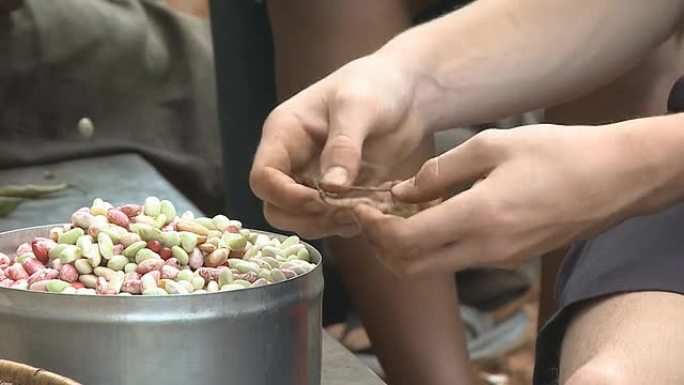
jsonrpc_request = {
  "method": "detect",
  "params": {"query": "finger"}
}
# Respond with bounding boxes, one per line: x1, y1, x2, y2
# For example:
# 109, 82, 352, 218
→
355, 187, 488, 259
264, 203, 359, 240
319, 89, 378, 189
250, 111, 326, 213
391, 132, 501, 203
251, 165, 326, 213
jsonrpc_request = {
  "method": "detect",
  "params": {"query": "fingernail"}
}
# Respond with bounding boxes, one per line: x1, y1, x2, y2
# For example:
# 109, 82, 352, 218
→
323, 166, 349, 186
391, 178, 414, 196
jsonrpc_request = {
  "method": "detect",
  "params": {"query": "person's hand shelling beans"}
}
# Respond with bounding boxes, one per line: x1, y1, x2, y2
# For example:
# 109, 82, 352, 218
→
249, 56, 432, 240
0, 197, 316, 295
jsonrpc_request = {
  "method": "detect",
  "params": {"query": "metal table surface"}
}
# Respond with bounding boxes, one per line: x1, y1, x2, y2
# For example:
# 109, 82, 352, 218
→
0, 153, 385, 385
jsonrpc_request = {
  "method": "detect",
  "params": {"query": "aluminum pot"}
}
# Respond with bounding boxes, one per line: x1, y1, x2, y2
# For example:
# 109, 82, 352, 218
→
0, 225, 324, 385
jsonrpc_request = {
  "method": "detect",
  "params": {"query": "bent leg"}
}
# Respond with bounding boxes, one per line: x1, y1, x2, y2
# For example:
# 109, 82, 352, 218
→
560, 291, 684, 385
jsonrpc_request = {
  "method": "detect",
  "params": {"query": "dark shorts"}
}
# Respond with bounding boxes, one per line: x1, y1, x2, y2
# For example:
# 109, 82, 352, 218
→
533, 202, 684, 384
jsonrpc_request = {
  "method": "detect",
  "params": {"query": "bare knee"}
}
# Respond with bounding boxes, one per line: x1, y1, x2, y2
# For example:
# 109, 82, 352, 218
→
564, 356, 636, 385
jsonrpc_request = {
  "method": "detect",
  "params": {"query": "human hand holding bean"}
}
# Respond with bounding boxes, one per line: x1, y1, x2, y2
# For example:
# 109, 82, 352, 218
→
353, 122, 672, 277
250, 54, 433, 239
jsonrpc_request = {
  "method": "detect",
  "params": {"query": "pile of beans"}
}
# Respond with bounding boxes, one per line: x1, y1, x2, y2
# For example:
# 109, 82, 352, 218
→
0, 197, 315, 295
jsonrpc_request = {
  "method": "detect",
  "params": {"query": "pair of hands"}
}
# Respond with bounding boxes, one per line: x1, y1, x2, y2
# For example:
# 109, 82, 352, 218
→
250, 54, 641, 277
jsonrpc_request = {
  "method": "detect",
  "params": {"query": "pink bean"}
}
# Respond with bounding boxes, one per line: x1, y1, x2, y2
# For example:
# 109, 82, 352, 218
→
235, 272, 258, 283
16, 243, 32, 256
112, 244, 124, 255
27, 268, 59, 285
6, 264, 29, 281
59, 264, 79, 283
0, 278, 14, 287
31, 238, 57, 264
164, 257, 180, 269
21, 258, 45, 275
188, 248, 204, 270
119, 204, 143, 218
107, 208, 130, 228
160, 265, 179, 280
136, 259, 165, 275
29, 281, 49, 292
121, 278, 142, 294
159, 247, 172, 260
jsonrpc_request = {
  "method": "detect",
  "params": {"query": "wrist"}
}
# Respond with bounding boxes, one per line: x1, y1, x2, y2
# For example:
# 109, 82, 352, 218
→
609, 114, 684, 217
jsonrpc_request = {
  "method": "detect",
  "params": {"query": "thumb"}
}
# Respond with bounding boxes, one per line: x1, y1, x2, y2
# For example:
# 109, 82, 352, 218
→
319, 96, 377, 190
391, 135, 499, 203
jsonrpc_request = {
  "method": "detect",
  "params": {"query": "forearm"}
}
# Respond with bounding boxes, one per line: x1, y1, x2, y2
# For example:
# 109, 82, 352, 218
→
377, 0, 684, 131
613, 113, 684, 218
